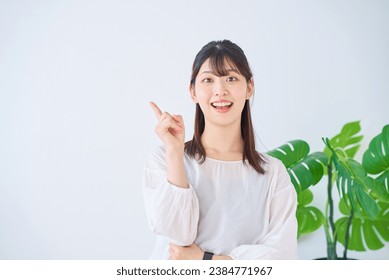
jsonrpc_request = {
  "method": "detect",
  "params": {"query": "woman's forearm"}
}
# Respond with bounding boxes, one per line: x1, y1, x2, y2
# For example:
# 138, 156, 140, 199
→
165, 147, 188, 188
212, 255, 233, 260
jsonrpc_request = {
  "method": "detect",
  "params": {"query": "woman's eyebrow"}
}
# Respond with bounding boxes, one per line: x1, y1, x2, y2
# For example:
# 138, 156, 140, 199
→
200, 69, 239, 75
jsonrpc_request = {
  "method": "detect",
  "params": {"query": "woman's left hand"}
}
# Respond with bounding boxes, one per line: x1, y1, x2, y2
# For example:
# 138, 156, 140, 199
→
169, 243, 203, 260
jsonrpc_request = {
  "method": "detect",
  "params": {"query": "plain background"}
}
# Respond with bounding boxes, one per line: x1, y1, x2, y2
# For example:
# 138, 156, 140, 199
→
0, 0, 388, 259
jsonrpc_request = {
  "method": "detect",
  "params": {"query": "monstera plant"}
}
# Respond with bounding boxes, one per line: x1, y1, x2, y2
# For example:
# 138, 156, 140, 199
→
267, 121, 389, 259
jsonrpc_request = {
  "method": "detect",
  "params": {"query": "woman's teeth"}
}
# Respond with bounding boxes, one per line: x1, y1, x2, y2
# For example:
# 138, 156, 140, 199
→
211, 102, 232, 108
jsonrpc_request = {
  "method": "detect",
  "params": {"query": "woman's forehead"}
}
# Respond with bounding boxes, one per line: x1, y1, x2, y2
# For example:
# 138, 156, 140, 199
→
199, 57, 239, 75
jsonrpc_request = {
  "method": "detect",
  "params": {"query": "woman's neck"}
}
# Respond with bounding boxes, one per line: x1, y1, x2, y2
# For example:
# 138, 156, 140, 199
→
201, 122, 244, 161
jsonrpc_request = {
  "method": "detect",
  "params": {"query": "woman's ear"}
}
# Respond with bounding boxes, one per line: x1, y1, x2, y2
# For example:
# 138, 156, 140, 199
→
190, 84, 198, 103
246, 78, 254, 99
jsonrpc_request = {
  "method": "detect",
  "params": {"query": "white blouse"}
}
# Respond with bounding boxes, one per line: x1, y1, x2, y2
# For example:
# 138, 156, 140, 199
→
142, 146, 298, 260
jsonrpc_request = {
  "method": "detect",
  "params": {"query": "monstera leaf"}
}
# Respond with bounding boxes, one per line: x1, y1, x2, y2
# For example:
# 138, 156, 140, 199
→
324, 138, 381, 220
267, 140, 327, 193
335, 198, 389, 251
323, 121, 363, 161
296, 189, 324, 237
374, 171, 389, 202
268, 140, 327, 237
362, 124, 389, 202
363, 124, 389, 174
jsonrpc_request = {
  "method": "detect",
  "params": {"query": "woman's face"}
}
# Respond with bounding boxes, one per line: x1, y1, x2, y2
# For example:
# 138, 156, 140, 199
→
190, 58, 253, 128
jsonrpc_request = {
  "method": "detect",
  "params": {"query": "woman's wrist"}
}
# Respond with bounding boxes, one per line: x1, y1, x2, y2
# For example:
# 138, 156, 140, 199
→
165, 146, 185, 157
202, 251, 232, 260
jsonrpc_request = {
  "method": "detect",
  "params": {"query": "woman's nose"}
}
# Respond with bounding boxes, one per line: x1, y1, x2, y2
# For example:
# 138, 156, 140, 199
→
214, 80, 228, 96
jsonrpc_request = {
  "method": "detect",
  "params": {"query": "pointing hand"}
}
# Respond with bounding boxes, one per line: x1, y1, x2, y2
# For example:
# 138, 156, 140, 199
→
150, 101, 185, 151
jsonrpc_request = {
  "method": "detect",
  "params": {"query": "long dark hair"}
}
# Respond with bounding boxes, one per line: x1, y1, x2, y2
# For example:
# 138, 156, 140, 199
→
184, 40, 266, 174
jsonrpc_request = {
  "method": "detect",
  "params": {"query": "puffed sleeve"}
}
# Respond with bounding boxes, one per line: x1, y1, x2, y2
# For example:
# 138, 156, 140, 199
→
229, 157, 298, 259
142, 146, 200, 246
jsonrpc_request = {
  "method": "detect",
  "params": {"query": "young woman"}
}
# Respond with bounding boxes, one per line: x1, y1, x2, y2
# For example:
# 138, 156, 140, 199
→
143, 40, 297, 260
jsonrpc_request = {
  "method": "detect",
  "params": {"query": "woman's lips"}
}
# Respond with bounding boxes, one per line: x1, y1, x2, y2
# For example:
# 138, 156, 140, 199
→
211, 101, 233, 113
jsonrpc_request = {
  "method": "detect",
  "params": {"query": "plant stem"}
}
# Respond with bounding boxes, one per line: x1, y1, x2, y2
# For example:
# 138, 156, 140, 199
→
327, 242, 337, 260
327, 162, 338, 259
343, 209, 354, 260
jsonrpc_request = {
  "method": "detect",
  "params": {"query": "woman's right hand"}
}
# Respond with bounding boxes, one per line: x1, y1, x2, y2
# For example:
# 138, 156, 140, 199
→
150, 101, 185, 151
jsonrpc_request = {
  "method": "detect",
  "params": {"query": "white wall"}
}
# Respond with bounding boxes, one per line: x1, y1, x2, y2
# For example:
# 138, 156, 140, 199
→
0, 0, 388, 259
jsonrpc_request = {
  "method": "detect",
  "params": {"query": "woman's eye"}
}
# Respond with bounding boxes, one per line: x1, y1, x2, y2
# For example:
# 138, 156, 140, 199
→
203, 78, 212, 83
227, 76, 237, 82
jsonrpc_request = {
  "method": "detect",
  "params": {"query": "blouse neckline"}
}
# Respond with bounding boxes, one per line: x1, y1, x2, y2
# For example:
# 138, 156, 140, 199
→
205, 157, 246, 164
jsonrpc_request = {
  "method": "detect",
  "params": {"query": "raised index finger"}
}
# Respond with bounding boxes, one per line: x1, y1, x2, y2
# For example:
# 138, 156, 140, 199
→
149, 101, 162, 119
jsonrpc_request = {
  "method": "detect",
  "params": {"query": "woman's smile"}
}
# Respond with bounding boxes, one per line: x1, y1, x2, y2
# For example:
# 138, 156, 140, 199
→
211, 100, 233, 113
